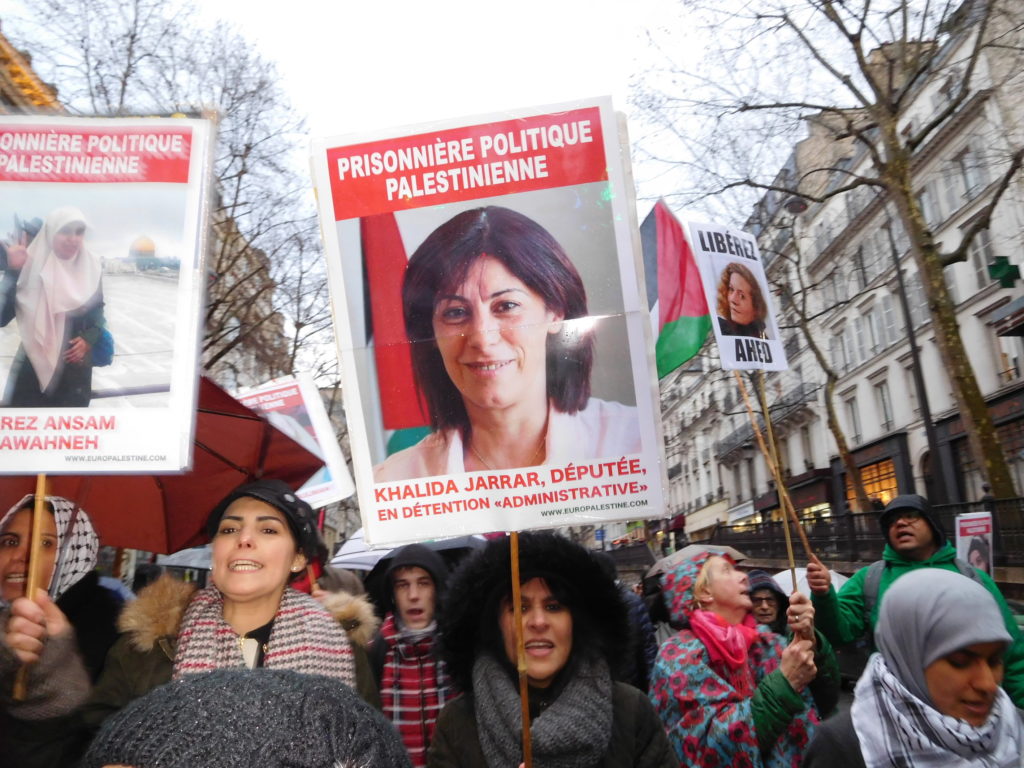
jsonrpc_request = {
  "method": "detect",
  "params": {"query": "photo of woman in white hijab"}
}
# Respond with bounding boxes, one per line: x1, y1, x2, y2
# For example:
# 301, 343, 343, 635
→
0, 207, 107, 407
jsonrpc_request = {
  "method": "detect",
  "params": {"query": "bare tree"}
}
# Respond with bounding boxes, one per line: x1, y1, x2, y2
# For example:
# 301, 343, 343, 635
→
635, 0, 1024, 497
763, 224, 874, 512
6, 0, 335, 387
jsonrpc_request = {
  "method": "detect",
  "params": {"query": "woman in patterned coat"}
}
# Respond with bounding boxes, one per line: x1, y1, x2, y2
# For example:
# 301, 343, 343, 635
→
649, 551, 839, 767
81, 480, 359, 729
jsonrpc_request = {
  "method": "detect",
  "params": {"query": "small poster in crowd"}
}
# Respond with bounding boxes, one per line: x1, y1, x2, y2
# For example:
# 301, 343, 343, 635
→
0, 115, 214, 473
687, 220, 788, 371
955, 511, 994, 575
238, 373, 355, 507
311, 98, 667, 546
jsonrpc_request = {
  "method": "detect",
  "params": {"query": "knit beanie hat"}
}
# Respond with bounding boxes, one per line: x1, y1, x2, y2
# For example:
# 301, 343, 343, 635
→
81, 669, 412, 768
878, 493, 945, 548
746, 569, 787, 601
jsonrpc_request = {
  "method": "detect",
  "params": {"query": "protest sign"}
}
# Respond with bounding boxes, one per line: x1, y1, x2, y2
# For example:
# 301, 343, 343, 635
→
0, 115, 213, 472
687, 220, 788, 371
238, 373, 355, 507
311, 99, 666, 546
955, 511, 993, 575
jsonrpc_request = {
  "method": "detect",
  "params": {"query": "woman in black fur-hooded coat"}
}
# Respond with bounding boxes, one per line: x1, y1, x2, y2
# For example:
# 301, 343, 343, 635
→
427, 531, 673, 768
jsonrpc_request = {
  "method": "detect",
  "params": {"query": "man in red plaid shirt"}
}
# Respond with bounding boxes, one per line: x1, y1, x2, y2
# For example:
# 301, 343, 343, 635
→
370, 544, 453, 768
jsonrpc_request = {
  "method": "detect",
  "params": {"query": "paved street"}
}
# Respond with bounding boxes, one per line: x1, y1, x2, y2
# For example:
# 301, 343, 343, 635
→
0, 271, 180, 406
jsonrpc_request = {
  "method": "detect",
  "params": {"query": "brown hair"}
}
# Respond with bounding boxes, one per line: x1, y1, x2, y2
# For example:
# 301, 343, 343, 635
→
402, 206, 594, 436
716, 261, 768, 323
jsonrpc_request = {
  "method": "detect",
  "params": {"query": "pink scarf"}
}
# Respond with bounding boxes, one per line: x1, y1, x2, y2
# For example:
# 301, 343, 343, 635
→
688, 609, 759, 670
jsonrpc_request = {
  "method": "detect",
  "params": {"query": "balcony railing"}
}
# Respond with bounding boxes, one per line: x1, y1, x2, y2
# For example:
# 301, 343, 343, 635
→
703, 498, 1024, 568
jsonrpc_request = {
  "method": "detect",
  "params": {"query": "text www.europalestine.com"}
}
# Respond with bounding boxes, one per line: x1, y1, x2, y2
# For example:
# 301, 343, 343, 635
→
540, 499, 648, 517
66, 454, 167, 462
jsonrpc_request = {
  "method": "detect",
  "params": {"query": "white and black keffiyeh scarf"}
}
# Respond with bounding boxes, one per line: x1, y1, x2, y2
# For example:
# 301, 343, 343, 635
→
852, 653, 1023, 768
0, 494, 98, 601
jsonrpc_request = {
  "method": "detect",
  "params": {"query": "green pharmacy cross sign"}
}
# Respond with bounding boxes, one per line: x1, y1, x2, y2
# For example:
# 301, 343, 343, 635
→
988, 256, 1021, 288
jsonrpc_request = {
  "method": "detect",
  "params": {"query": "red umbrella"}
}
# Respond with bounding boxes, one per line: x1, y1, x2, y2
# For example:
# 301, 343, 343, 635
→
0, 377, 325, 554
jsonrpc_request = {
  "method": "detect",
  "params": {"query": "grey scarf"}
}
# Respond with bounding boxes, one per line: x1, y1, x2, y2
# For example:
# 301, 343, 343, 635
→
472, 653, 613, 768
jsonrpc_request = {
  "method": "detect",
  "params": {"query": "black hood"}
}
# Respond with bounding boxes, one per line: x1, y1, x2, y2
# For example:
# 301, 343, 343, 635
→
879, 493, 945, 547
437, 532, 629, 692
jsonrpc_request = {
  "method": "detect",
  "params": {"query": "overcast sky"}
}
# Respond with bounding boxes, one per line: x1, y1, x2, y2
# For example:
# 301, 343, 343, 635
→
198, 0, 692, 210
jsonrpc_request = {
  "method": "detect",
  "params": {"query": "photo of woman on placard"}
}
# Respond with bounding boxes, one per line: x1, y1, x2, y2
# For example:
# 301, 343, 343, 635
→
373, 205, 640, 482
968, 536, 992, 574
0, 207, 110, 407
716, 261, 769, 339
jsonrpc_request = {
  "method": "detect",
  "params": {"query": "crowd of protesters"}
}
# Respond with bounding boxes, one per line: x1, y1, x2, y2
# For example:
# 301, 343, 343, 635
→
1, 486, 1022, 767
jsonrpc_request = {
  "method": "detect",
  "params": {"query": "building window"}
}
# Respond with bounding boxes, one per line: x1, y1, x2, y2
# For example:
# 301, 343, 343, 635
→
955, 418, 1024, 501
800, 426, 813, 469
906, 273, 927, 327
874, 380, 895, 431
902, 364, 920, 415
916, 179, 942, 230
956, 144, 989, 200
944, 264, 960, 305
881, 294, 900, 346
969, 229, 995, 291
852, 246, 868, 290
844, 395, 862, 445
830, 332, 847, 374
846, 458, 898, 509
995, 334, 1024, 384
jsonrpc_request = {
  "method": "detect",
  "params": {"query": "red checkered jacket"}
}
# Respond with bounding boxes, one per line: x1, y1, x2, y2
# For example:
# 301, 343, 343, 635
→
372, 614, 454, 768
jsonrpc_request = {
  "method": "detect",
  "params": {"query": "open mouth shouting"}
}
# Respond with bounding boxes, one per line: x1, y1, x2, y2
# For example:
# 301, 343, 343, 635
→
228, 559, 262, 572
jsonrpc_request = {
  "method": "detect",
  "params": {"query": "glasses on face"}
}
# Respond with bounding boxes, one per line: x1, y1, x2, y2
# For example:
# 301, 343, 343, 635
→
751, 596, 777, 605
892, 510, 924, 523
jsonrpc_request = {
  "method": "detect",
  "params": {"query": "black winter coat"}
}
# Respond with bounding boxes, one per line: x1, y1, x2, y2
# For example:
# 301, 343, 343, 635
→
427, 682, 675, 768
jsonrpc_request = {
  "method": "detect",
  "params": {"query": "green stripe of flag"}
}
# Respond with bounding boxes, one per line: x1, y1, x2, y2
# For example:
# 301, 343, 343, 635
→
656, 314, 712, 378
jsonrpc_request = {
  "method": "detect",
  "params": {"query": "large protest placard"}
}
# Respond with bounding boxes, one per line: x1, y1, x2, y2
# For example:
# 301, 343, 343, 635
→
687, 221, 788, 371
955, 511, 994, 575
238, 373, 355, 507
0, 115, 213, 473
311, 99, 666, 546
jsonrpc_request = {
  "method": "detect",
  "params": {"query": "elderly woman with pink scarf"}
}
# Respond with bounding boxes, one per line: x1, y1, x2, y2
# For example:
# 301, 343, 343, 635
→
649, 551, 840, 767
1, 207, 107, 407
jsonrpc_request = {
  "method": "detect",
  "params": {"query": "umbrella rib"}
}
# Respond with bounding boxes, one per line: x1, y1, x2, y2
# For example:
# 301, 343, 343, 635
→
193, 439, 252, 477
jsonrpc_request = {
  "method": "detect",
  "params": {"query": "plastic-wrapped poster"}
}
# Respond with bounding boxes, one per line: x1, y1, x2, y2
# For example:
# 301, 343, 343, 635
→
0, 115, 213, 473
955, 511, 993, 575
238, 373, 355, 507
311, 99, 666, 546
687, 220, 788, 371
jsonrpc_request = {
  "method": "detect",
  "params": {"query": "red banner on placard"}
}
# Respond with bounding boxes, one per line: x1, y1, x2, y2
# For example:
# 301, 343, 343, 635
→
327, 107, 607, 220
0, 125, 193, 183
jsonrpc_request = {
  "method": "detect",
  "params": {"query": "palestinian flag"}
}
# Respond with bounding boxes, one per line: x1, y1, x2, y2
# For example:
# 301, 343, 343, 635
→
361, 213, 428, 430
641, 200, 711, 378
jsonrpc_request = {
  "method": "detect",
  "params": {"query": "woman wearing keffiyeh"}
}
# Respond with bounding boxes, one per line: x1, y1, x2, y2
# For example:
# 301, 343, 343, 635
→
0, 494, 121, 768
805, 568, 1023, 768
